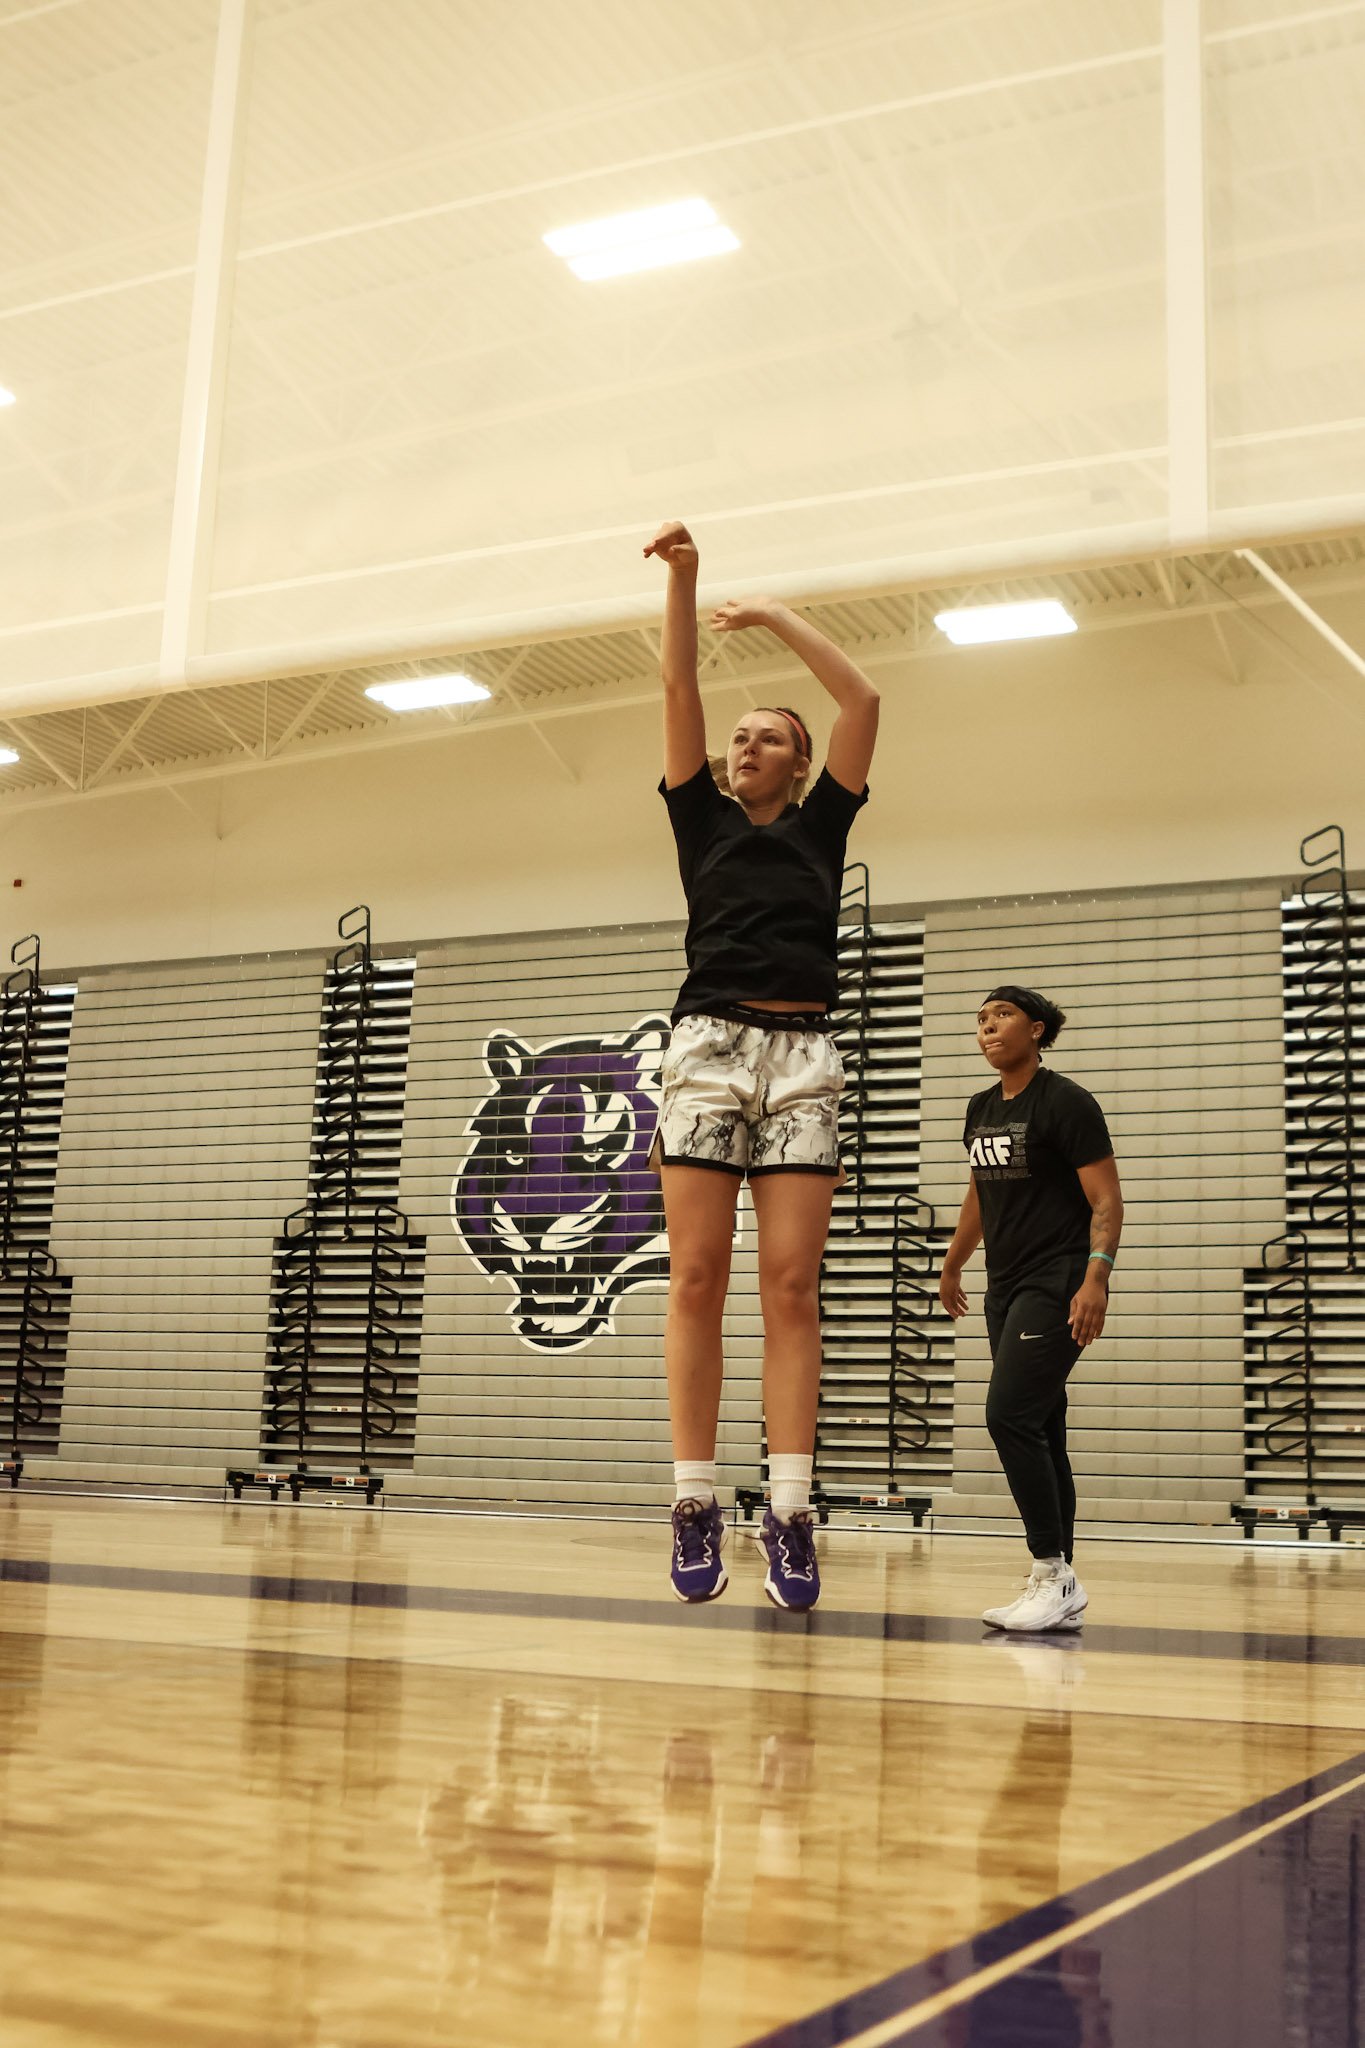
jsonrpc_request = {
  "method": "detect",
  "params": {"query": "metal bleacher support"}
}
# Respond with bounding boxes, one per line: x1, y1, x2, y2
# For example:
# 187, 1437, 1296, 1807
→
888, 1194, 946, 1520
0, 935, 75, 1486
227, 906, 425, 1507
1237, 1228, 1315, 1541
1237, 825, 1363, 1540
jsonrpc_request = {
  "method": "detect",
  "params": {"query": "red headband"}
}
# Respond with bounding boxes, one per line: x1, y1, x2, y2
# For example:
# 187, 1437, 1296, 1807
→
774, 710, 809, 755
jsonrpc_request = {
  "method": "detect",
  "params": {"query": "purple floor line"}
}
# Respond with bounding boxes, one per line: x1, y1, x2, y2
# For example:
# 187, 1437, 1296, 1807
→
741, 1747, 1365, 2048
2, 1554, 1364, 1671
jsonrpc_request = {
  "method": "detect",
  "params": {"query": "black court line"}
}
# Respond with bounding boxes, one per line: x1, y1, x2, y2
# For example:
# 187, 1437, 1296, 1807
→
3, 1553, 1365, 1671
740, 1747, 1365, 2048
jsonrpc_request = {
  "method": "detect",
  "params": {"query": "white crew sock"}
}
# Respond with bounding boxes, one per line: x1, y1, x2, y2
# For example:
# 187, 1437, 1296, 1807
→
674, 1461, 716, 1508
1033, 1553, 1067, 1577
768, 1453, 814, 1522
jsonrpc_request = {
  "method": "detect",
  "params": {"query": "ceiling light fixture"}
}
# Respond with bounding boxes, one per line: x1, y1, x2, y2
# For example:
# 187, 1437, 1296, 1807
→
933, 599, 1077, 646
364, 674, 491, 712
0, 387, 15, 408
543, 198, 739, 282
0, 747, 19, 765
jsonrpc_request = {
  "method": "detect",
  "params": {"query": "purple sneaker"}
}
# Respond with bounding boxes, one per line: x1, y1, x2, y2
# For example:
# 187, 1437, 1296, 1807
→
761, 1508, 820, 1611
670, 1497, 728, 1603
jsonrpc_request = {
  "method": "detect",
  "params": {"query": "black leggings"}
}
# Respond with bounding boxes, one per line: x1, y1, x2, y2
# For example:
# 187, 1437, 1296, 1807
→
984, 1260, 1088, 1562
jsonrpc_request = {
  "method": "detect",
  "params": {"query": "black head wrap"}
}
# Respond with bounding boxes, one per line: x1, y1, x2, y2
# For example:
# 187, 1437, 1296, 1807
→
983, 985, 1067, 1050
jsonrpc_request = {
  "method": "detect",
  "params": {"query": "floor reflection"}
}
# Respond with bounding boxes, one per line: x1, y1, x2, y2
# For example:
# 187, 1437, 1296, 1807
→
949, 1638, 1112, 2048
416, 1692, 832, 2043
422, 1695, 665, 2032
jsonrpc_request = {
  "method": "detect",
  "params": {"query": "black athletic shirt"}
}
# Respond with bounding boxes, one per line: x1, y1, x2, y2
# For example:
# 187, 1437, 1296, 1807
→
659, 760, 868, 1024
963, 1065, 1113, 1298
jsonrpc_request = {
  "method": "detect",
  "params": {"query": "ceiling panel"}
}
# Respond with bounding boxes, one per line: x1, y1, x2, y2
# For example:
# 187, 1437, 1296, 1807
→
0, 0, 1361, 720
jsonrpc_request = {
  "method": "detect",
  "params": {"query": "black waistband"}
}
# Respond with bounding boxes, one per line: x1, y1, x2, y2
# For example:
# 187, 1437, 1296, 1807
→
686, 1002, 834, 1035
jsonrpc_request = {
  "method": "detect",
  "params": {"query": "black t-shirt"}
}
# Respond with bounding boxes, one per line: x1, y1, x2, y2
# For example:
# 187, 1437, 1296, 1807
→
963, 1065, 1113, 1298
659, 760, 868, 1022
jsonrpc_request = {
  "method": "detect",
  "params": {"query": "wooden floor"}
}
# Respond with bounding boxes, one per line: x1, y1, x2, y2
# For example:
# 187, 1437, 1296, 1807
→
0, 1495, 1361, 2047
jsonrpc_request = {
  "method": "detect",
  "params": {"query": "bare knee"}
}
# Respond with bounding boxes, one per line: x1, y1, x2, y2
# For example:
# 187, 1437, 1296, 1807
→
669, 1259, 729, 1324
760, 1265, 821, 1326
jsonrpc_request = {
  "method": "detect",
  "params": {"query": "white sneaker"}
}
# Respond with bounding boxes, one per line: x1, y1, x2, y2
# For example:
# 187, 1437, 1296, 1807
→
981, 1565, 1082, 1628
981, 1575, 1036, 1628
982, 1562, 1087, 1633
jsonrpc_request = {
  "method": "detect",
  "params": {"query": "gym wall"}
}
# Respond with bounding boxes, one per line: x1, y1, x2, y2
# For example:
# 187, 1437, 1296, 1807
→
23, 865, 1308, 1533
398, 924, 763, 1510
920, 883, 1283, 1531
48, 956, 321, 1487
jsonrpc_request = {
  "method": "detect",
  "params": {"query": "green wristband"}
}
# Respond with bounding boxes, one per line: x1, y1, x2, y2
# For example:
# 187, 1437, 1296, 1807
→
1089, 1251, 1115, 1267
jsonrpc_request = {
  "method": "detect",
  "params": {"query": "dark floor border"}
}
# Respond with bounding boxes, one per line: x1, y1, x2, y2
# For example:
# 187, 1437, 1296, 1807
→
2, 1553, 1365, 1670
740, 1746, 1365, 2048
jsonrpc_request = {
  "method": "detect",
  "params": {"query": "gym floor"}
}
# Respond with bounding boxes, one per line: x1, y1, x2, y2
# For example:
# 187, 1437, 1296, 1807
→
0, 1495, 1360, 2047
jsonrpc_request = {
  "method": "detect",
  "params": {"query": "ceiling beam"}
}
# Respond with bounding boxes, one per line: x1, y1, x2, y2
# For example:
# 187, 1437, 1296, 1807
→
1, 537, 1362, 728
1206, 609, 1245, 685
0, 1, 84, 30
4, 554, 1365, 812
191, 688, 260, 758
1239, 546, 1365, 682
265, 675, 337, 757
159, 0, 254, 684
1163, 0, 1211, 548
84, 699, 162, 787
1187, 556, 1365, 729
485, 648, 579, 784
2, 719, 77, 789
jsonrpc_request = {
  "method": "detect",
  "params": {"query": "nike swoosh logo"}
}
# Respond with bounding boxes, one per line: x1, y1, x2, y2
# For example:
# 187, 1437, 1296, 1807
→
1019, 1333, 1045, 1341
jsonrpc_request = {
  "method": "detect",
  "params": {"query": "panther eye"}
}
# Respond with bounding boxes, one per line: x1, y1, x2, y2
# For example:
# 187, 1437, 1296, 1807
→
491, 1200, 533, 1255
543, 1195, 610, 1253
582, 1092, 635, 1170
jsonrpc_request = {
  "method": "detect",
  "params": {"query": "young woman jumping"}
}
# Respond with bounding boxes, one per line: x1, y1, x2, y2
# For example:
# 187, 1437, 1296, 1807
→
644, 518, 879, 1611
937, 988, 1123, 1633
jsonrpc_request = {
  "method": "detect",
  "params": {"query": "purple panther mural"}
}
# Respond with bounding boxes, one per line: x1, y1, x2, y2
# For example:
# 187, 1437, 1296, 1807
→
451, 1018, 672, 1352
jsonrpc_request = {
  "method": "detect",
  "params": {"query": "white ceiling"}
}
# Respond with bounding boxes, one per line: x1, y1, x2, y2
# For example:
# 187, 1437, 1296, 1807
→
0, 0, 1362, 719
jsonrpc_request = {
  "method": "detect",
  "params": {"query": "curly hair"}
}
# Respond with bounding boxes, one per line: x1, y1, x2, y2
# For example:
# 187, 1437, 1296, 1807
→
983, 985, 1067, 1050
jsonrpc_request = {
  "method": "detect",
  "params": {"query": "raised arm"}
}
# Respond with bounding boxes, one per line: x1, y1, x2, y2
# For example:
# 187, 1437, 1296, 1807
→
937, 1179, 982, 1319
710, 597, 880, 794
644, 520, 707, 789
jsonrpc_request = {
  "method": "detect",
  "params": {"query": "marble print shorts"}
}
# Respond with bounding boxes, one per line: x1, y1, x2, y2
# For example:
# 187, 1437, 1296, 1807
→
651, 1011, 845, 1179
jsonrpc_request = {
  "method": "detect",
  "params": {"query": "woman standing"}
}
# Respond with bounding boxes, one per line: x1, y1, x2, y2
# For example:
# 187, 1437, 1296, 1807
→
937, 987, 1123, 1632
644, 519, 879, 1611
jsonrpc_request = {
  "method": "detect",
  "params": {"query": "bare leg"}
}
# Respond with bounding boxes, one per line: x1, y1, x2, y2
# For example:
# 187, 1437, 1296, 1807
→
661, 1165, 741, 1460
749, 1173, 836, 1454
